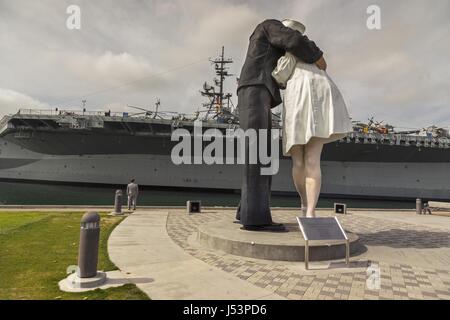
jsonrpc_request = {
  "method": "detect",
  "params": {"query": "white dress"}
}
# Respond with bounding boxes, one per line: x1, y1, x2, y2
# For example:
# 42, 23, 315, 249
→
272, 53, 353, 156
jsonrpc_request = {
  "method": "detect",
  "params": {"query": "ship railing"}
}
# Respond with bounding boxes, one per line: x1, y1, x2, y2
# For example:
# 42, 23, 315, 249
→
0, 115, 12, 135
344, 132, 450, 148
15, 108, 234, 123
0, 115, 11, 127
17, 108, 128, 118
17, 109, 57, 116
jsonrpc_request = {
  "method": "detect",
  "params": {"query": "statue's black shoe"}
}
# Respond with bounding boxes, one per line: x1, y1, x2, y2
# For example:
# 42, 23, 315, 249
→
241, 223, 287, 232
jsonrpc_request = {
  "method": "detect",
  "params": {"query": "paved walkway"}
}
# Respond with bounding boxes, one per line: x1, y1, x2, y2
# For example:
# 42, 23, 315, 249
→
108, 210, 283, 300
108, 208, 450, 300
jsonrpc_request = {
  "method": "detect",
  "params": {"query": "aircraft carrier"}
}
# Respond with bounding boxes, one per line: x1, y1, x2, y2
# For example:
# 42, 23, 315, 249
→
1, 48, 450, 201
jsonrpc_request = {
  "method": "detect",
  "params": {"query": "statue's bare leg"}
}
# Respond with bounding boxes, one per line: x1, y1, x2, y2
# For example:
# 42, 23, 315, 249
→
290, 145, 307, 217
304, 138, 325, 218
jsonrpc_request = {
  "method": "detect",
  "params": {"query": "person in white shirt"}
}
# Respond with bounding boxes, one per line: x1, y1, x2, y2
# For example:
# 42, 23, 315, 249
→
126, 179, 139, 211
272, 19, 353, 218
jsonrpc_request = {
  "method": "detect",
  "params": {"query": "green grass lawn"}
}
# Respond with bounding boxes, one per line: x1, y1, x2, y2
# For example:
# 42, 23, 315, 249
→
0, 211, 149, 300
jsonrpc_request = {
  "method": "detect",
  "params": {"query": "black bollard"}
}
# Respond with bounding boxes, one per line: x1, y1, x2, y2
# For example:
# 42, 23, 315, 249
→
78, 212, 100, 278
187, 200, 202, 214
114, 190, 123, 215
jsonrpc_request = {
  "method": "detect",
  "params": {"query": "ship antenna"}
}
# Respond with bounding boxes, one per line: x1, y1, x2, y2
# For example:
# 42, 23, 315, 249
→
208, 46, 234, 115
154, 98, 161, 119
82, 99, 87, 114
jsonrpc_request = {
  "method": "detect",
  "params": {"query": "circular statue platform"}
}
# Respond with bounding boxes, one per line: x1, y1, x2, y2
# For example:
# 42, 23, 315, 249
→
196, 219, 361, 262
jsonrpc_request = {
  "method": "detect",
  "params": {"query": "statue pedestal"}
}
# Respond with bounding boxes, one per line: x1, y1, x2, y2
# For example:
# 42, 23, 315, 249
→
195, 218, 361, 262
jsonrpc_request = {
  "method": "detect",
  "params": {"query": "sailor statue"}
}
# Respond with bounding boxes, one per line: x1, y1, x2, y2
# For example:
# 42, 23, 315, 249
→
236, 19, 325, 231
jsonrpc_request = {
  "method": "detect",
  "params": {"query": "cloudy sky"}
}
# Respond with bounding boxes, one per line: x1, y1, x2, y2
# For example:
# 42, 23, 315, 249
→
0, 0, 449, 129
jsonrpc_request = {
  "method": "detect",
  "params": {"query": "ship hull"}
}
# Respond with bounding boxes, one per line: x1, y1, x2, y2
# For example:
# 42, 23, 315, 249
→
1, 137, 449, 201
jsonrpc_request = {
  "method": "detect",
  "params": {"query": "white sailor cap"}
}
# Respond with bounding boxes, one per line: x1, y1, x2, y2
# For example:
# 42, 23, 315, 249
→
282, 19, 306, 34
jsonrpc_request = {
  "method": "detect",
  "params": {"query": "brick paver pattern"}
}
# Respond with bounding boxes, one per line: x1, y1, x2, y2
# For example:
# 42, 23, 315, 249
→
166, 210, 450, 300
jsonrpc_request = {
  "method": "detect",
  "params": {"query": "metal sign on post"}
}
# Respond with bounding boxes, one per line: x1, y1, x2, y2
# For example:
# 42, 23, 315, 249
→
296, 217, 350, 270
